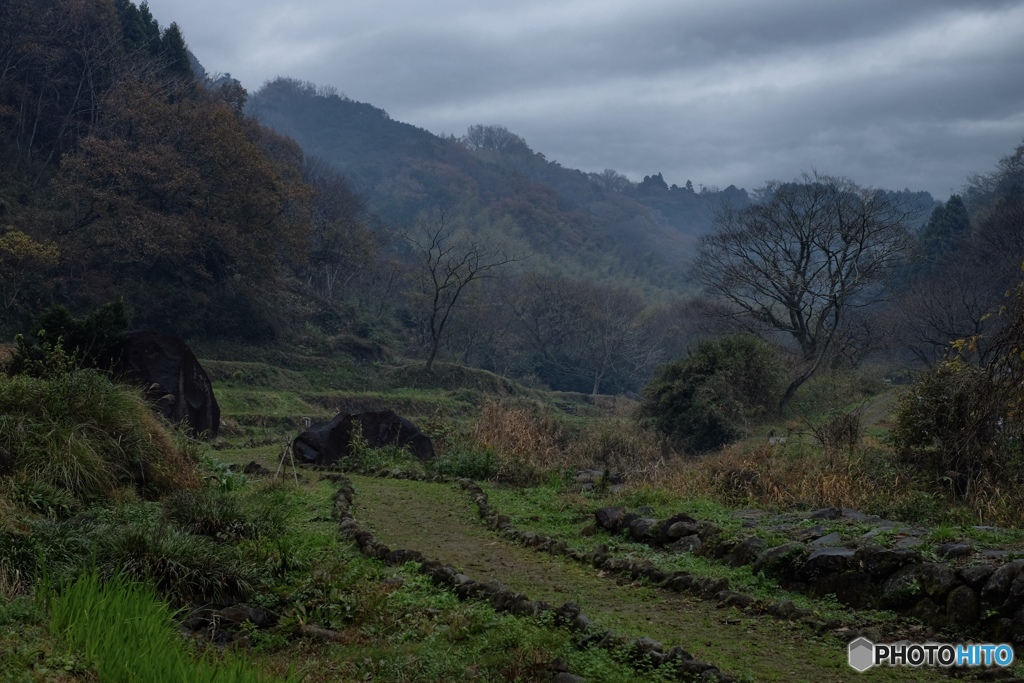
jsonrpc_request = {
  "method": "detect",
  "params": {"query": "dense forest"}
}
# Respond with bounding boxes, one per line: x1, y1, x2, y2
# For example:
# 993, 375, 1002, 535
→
1, 0, 1022, 397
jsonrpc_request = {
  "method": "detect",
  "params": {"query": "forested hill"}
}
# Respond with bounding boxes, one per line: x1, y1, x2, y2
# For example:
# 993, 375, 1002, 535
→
248, 78, 753, 292
1, 0, 961, 396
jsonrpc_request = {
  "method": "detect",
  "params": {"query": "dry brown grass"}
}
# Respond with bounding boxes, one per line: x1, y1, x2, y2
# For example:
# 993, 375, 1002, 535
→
471, 402, 578, 485
471, 399, 1024, 526
471, 401, 670, 485
0, 561, 23, 600
659, 440, 906, 511
656, 435, 1024, 526
569, 418, 669, 481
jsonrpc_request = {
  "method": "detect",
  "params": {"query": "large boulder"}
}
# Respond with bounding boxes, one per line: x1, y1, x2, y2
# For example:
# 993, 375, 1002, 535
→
293, 410, 435, 466
112, 330, 220, 438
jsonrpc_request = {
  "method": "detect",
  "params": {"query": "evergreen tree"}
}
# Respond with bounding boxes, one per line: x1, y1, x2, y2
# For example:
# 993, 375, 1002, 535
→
161, 23, 193, 78
115, 0, 161, 55
918, 194, 971, 267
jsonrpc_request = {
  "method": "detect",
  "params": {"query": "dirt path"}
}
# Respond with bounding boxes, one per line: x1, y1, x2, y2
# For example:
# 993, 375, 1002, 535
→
859, 389, 899, 431
350, 475, 935, 682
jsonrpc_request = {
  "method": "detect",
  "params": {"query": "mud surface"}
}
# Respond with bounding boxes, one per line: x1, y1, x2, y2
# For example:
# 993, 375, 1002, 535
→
351, 475, 934, 682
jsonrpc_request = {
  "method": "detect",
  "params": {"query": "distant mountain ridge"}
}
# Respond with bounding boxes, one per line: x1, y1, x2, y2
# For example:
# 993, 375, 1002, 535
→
247, 78, 756, 294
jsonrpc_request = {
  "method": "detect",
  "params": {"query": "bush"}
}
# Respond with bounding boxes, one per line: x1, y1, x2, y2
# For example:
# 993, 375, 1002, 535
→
8, 301, 127, 376
891, 272, 1024, 498
434, 444, 497, 480
165, 488, 257, 540
639, 335, 783, 453
95, 522, 255, 604
890, 362, 1017, 496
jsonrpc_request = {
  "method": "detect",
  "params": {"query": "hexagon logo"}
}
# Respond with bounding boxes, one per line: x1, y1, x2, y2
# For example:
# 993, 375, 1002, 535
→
848, 637, 875, 672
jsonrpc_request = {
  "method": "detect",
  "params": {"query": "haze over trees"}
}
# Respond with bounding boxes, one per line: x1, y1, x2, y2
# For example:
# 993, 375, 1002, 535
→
3, 0, 1024, 447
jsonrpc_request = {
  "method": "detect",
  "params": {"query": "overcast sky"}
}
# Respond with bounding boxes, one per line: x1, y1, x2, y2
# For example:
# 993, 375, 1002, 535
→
146, 0, 1024, 199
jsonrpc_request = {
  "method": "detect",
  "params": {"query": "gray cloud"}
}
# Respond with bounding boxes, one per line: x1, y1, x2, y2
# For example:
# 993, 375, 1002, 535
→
146, 0, 1024, 198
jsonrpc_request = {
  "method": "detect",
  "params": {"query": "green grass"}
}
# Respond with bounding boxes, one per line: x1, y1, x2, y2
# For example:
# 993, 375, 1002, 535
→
0, 368, 193, 501
47, 568, 289, 683
479, 482, 901, 627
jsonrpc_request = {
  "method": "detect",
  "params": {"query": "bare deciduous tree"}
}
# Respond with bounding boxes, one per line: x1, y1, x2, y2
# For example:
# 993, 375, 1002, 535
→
302, 156, 374, 302
693, 172, 917, 411
409, 211, 523, 371
893, 261, 996, 366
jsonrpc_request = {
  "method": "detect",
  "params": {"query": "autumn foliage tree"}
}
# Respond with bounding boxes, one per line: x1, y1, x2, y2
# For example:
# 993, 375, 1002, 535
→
892, 266, 1024, 499
54, 76, 310, 335
0, 228, 59, 321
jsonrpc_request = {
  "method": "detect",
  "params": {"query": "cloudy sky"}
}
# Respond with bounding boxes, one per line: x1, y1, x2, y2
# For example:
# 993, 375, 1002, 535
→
146, 0, 1024, 199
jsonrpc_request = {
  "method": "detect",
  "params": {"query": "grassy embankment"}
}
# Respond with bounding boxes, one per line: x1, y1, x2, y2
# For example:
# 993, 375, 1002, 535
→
0, 354, 684, 682
4, 344, 1023, 682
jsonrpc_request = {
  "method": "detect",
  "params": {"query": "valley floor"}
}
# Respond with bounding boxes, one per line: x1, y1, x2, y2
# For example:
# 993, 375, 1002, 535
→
351, 475, 940, 682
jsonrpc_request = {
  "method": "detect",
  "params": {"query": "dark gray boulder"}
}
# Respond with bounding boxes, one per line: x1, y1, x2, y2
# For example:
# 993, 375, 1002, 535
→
936, 542, 972, 560
947, 585, 981, 626
808, 506, 841, 520
881, 564, 924, 608
911, 597, 946, 629
112, 330, 220, 438
796, 547, 856, 581
959, 564, 995, 589
982, 560, 1024, 607
917, 562, 958, 599
627, 518, 659, 542
293, 410, 435, 465
753, 542, 809, 577
857, 547, 921, 576
594, 507, 625, 532
723, 536, 767, 568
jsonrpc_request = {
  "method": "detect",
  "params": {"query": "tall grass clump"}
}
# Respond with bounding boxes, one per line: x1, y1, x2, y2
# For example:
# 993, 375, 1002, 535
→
94, 522, 256, 604
0, 361, 198, 502
48, 568, 286, 683
470, 402, 667, 484
470, 402, 577, 484
569, 418, 667, 481
656, 438, 977, 525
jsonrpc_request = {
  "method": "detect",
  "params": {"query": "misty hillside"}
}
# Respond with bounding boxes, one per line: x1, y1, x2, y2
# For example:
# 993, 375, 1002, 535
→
248, 78, 758, 294
6, 0, 1017, 398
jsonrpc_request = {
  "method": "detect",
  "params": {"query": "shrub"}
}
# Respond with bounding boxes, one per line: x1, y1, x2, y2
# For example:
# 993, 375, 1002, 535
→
95, 522, 256, 604
890, 362, 1017, 497
891, 272, 1024, 498
8, 301, 127, 376
165, 488, 257, 540
639, 335, 784, 453
434, 443, 498, 480
0, 518, 93, 581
